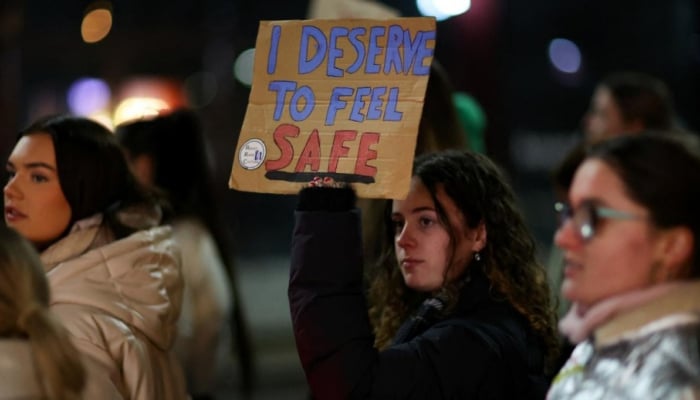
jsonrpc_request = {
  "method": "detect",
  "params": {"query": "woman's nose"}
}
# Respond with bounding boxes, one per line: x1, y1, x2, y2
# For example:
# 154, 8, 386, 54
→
3, 175, 21, 200
554, 218, 581, 251
396, 224, 415, 248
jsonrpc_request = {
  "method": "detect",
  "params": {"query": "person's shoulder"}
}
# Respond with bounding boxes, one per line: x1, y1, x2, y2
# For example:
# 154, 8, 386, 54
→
0, 340, 43, 399
171, 216, 212, 241
76, 225, 180, 277
114, 224, 175, 249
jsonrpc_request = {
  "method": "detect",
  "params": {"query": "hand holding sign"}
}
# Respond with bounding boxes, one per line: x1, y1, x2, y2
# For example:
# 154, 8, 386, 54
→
229, 17, 436, 199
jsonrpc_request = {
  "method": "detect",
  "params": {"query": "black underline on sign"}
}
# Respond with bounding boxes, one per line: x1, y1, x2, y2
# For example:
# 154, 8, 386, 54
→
264, 171, 375, 184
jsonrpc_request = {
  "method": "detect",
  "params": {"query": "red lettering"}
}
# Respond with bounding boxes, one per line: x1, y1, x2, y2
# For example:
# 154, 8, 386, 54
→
266, 124, 300, 171
328, 130, 357, 173
265, 125, 380, 179
355, 132, 380, 177
294, 129, 321, 172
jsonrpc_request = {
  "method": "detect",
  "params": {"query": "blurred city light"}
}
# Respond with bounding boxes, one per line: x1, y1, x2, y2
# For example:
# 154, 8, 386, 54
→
81, 5, 113, 43
112, 78, 179, 125
548, 38, 582, 74
87, 111, 115, 130
113, 97, 170, 126
234, 48, 256, 87
417, 0, 471, 21
67, 77, 111, 116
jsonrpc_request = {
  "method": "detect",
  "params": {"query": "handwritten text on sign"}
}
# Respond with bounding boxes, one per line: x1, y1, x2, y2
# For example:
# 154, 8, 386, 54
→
229, 18, 436, 198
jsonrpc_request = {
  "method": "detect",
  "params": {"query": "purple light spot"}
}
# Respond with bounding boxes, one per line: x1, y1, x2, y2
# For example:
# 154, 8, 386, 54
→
548, 38, 581, 74
67, 77, 111, 115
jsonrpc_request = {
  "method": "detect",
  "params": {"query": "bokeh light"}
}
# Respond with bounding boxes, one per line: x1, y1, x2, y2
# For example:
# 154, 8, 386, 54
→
548, 38, 582, 74
87, 111, 115, 130
81, 7, 113, 43
234, 48, 256, 87
113, 98, 170, 126
67, 77, 111, 116
417, 0, 471, 21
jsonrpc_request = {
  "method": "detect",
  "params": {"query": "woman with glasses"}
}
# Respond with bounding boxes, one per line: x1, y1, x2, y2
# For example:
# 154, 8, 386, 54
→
547, 132, 700, 399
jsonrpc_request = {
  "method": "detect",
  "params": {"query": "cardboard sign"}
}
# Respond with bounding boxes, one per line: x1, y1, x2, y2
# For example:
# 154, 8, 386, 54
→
229, 17, 436, 199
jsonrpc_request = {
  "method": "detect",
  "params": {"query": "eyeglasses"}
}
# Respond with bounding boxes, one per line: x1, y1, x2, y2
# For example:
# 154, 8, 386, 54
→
554, 201, 644, 241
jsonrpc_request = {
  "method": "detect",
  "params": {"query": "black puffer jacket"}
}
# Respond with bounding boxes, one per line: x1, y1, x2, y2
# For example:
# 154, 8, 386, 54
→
289, 187, 548, 400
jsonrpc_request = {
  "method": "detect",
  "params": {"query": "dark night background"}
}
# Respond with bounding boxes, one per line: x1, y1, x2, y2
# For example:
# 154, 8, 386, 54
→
1, 0, 698, 397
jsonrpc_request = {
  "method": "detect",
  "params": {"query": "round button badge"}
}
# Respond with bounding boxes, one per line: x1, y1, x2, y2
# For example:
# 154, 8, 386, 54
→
238, 139, 266, 170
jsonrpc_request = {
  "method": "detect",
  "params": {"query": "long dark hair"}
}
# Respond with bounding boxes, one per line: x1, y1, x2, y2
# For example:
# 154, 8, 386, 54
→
18, 115, 161, 243
588, 131, 700, 275
368, 150, 559, 371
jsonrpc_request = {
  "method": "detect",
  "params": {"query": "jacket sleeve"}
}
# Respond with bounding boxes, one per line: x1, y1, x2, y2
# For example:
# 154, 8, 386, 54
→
290, 206, 379, 399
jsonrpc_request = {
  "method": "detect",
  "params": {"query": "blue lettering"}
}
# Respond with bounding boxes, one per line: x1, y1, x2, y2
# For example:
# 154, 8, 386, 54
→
327, 27, 348, 77
290, 86, 315, 121
347, 27, 366, 74
268, 25, 281, 74
350, 87, 372, 122
367, 86, 386, 120
383, 25, 404, 74
384, 87, 403, 121
413, 30, 435, 75
365, 26, 385, 74
268, 80, 297, 121
299, 26, 327, 74
403, 30, 423, 74
326, 87, 353, 125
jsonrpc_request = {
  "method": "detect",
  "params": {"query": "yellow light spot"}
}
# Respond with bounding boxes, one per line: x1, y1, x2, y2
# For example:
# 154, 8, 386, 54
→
113, 97, 171, 126
87, 111, 115, 131
81, 8, 112, 43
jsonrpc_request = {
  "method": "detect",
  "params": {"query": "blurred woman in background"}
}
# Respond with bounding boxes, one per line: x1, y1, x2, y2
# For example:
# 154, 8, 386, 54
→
117, 109, 255, 399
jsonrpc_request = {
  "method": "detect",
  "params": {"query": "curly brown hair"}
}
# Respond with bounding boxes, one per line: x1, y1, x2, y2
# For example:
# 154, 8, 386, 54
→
367, 150, 559, 372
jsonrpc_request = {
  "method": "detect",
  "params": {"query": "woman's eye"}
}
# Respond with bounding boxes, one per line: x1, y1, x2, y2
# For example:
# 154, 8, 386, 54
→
5, 170, 16, 181
419, 217, 435, 228
392, 219, 404, 233
31, 174, 48, 183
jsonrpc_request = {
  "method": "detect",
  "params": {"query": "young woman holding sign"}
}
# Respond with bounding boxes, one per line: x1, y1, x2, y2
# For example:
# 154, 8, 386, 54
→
288, 150, 558, 399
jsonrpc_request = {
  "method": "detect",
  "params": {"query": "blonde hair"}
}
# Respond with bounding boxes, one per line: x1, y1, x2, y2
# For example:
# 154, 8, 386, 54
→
0, 226, 85, 399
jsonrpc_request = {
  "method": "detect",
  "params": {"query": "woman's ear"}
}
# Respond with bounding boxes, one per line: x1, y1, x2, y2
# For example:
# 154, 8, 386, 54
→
471, 221, 487, 252
656, 227, 695, 280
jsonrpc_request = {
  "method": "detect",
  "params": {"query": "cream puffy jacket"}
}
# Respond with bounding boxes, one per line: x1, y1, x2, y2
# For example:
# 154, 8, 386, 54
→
172, 217, 232, 394
41, 214, 187, 400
